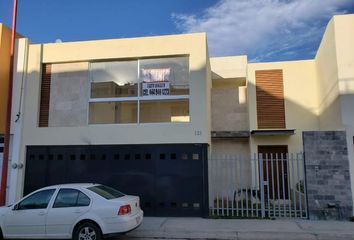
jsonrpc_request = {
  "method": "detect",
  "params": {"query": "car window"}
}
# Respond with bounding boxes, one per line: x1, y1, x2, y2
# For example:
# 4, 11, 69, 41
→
87, 185, 125, 200
18, 189, 55, 210
53, 189, 90, 208
77, 192, 90, 207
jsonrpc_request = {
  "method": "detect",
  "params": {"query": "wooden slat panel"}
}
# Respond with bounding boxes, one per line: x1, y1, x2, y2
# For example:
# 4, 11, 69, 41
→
39, 64, 51, 127
256, 69, 285, 129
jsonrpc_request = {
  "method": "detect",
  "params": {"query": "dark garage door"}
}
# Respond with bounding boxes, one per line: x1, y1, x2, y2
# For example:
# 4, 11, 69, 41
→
24, 144, 208, 217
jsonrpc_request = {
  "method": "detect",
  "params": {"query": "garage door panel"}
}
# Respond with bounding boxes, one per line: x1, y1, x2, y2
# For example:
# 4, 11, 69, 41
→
24, 144, 208, 217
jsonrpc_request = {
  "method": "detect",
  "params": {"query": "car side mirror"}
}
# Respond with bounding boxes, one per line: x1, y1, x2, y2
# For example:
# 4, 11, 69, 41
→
12, 204, 18, 211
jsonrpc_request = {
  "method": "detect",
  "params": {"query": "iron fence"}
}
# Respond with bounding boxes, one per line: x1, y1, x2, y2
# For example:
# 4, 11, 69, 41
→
209, 153, 308, 218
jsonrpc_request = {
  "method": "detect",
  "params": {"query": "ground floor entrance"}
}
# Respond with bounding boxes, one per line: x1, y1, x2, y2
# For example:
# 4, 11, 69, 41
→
24, 144, 209, 217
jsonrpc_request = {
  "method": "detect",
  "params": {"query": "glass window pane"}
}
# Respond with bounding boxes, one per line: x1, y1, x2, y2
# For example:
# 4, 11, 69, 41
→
77, 192, 91, 207
53, 189, 79, 208
90, 61, 138, 98
89, 101, 137, 124
139, 57, 189, 96
18, 189, 55, 210
87, 185, 125, 200
140, 100, 190, 123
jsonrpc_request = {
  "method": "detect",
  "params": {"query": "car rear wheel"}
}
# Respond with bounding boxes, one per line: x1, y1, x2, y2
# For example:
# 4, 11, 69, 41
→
73, 222, 102, 240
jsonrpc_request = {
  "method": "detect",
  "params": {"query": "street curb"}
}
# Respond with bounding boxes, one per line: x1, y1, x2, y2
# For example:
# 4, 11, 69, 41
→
126, 230, 354, 240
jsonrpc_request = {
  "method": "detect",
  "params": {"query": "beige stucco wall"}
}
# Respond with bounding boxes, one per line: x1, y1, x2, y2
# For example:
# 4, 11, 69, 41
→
315, 17, 343, 130
333, 14, 354, 133
331, 14, 354, 214
210, 56, 247, 80
21, 33, 210, 146
14, 33, 211, 199
247, 60, 319, 154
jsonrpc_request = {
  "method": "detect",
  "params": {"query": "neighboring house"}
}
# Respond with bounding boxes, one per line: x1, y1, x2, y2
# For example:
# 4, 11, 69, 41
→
1, 14, 353, 218
0, 24, 13, 201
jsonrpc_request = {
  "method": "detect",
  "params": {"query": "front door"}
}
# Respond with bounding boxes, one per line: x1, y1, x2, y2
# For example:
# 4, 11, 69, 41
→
258, 146, 289, 199
3, 189, 55, 238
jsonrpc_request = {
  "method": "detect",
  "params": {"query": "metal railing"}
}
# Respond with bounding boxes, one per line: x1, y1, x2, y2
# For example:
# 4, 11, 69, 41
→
209, 153, 307, 218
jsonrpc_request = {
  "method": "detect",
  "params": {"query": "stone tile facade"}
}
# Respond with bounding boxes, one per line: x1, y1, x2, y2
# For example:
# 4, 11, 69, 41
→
303, 131, 353, 220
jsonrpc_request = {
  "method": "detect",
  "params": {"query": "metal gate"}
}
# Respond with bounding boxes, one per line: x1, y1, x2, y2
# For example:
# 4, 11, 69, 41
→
24, 144, 209, 217
209, 153, 308, 218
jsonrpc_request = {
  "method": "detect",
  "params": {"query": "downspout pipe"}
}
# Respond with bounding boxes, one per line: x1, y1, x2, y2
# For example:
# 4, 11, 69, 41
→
0, 0, 18, 206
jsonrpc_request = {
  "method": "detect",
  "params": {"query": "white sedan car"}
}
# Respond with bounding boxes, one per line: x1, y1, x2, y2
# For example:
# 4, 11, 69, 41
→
0, 183, 143, 240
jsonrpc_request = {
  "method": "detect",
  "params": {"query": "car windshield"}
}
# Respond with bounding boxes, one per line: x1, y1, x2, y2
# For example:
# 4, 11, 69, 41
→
87, 185, 125, 200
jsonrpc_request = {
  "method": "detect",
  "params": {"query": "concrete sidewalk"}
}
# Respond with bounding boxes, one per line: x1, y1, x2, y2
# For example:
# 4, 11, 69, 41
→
121, 217, 354, 240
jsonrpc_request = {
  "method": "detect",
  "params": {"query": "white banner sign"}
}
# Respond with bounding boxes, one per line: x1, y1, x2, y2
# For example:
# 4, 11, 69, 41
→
142, 82, 170, 96
141, 68, 171, 82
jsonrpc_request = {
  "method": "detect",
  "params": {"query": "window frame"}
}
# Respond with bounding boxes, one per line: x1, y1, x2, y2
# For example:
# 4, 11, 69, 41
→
88, 56, 191, 125
52, 188, 91, 209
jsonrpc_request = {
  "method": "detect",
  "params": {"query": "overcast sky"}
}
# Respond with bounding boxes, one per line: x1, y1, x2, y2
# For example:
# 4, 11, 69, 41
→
0, 0, 353, 62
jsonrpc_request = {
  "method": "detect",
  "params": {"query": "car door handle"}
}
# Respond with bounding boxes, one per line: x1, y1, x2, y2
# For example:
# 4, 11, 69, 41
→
38, 211, 46, 216
74, 209, 82, 214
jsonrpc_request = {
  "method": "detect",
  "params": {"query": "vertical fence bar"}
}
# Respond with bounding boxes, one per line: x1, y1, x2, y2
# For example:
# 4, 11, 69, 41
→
215, 155, 219, 216
244, 155, 249, 217
265, 154, 270, 217
250, 155, 254, 217
253, 154, 258, 217
223, 155, 226, 216
275, 153, 281, 217
286, 153, 292, 218
270, 154, 275, 217
296, 153, 303, 217
291, 153, 297, 218
240, 154, 244, 217
209, 158, 212, 215
259, 153, 265, 218
226, 155, 230, 217
213, 156, 217, 216
231, 155, 235, 217
236, 155, 240, 216
229, 155, 232, 216
281, 153, 286, 217
301, 152, 308, 219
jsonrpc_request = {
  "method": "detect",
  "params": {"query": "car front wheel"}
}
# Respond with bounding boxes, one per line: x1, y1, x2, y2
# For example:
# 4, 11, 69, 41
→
73, 222, 102, 240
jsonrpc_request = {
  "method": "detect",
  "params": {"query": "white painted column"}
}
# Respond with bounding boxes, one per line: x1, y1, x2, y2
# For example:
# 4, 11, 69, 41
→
7, 38, 29, 204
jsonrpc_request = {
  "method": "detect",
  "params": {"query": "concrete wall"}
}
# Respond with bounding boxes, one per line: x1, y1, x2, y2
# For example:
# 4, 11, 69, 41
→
303, 131, 353, 220
49, 62, 89, 127
247, 60, 319, 154
0, 24, 11, 134
211, 83, 248, 132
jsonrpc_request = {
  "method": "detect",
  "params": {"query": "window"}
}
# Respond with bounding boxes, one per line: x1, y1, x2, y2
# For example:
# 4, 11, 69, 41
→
17, 189, 55, 210
89, 56, 190, 124
87, 185, 125, 200
53, 189, 90, 208
89, 101, 137, 124
140, 99, 189, 123
90, 60, 138, 98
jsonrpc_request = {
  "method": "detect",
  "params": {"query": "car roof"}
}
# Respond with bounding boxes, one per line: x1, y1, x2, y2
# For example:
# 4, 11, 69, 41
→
39, 183, 99, 190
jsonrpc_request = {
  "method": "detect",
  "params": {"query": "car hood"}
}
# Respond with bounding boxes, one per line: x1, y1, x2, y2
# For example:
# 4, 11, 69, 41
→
0, 205, 10, 215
